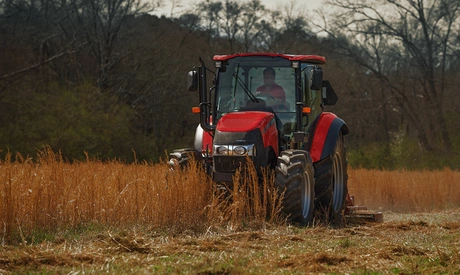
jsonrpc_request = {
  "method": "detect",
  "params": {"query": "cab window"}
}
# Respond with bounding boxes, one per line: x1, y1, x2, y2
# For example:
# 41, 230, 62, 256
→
301, 64, 323, 130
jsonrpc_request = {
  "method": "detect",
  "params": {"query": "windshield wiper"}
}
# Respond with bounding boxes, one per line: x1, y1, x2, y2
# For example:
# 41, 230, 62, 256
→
233, 64, 258, 102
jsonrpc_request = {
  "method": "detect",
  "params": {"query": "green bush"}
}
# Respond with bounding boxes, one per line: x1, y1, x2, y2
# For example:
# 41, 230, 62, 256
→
0, 82, 142, 161
348, 134, 460, 170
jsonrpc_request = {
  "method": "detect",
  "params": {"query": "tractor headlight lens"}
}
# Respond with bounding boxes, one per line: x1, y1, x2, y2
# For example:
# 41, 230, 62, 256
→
216, 146, 229, 155
214, 144, 255, 156
233, 146, 246, 155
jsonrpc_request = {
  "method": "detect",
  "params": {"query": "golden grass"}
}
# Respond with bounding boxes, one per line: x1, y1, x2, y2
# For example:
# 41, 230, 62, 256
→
0, 149, 282, 244
207, 162, 284, 231
348, 167, 460, 212
1, 148, 459, 245
0, 150, 214, 243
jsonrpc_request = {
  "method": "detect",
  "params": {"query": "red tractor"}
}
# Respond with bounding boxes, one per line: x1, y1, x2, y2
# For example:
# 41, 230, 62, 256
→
170, 53, 349, 226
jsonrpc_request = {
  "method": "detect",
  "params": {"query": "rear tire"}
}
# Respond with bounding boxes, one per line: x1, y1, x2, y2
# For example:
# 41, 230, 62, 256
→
313, 131, 348, 227
331, 132, 348, 227
275, 150, 315, 226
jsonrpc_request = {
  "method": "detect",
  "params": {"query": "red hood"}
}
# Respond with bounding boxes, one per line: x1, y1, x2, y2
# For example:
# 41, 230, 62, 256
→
216, 111, 274, 132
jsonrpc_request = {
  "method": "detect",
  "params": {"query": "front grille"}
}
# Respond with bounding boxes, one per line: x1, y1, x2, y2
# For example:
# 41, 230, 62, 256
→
213, 156, 249, 173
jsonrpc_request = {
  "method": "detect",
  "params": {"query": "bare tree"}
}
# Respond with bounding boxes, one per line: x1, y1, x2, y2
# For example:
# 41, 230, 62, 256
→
197, 0, 222, 46
193, 0, 280, 52
322, 0, 460, 152
0, 0, 86, 88
168, 0, 181, 17
0, 0, 161, 90
240, 0, 268, 51
220, 0, 241, 52
70, 0, 160, 90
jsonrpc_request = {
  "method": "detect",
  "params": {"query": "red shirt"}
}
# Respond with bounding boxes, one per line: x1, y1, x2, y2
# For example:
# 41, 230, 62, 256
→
255, 83, 286, 102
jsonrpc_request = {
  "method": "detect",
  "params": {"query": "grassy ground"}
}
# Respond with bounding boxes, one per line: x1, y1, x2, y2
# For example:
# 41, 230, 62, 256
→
1, 150, 459, 274
1, 211, 459, 274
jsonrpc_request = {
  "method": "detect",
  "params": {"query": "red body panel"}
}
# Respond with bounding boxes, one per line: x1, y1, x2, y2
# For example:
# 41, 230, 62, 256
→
217, 111, 273, 132
213, 53, 326, 64
216, 111, 279, 156
310, 112, 337, 162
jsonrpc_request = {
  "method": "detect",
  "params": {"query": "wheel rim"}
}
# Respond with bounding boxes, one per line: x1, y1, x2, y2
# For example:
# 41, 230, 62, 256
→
301, 172, 312, 218
332, 151, 344, 212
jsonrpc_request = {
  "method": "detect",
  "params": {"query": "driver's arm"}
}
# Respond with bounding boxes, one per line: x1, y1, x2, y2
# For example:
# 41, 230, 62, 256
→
273, 86, 286, 102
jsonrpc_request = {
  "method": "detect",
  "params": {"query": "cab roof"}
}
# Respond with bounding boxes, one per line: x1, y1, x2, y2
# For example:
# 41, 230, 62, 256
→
213, 53, 326, 64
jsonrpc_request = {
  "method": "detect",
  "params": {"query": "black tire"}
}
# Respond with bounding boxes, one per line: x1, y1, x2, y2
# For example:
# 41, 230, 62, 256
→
313, 131, 348, 227
331, 132, 348, 227
313, 156, 333, 221
275, 150, 315, 226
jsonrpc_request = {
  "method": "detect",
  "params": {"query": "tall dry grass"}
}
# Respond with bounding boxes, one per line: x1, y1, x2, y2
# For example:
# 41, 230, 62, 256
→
1, 149, 212, 242
206, 162, 284, 231
348, 168, 460, 212
2, 148, 459, 244
0, 149, 282, 244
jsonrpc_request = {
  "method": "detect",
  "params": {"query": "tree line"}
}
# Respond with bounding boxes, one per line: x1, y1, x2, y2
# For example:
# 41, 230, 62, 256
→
0, 0, 459, 168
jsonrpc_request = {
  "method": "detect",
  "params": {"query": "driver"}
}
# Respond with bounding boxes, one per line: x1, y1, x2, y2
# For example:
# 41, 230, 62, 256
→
255, 67, 286, 103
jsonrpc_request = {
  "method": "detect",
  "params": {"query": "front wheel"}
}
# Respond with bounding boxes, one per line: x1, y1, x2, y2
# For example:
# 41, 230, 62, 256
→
275, 150, 315, 226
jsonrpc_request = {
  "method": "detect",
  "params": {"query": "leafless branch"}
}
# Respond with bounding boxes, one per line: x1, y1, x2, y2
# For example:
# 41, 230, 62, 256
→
0, 41, 87, 80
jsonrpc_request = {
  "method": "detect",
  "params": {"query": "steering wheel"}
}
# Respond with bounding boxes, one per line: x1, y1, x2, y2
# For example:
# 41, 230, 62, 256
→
255, 94, 278, 107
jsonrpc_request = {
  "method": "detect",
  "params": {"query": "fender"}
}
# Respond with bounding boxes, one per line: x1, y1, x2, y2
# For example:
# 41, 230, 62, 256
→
310, 112, 349, 162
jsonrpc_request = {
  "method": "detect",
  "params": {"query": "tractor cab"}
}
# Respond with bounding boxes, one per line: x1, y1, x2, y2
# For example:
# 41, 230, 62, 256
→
188, 54, 337, 154
212, 54, 335, 150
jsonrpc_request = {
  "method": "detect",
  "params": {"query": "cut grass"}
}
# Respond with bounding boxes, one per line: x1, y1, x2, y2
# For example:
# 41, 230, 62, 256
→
1, 211, 459, 274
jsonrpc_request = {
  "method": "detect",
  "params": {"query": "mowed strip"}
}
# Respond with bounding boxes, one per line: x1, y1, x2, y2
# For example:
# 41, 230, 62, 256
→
0, 212, 459, 274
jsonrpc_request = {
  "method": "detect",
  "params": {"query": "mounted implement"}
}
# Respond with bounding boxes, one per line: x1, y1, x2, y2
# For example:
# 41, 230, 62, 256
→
170, 53, 382, 226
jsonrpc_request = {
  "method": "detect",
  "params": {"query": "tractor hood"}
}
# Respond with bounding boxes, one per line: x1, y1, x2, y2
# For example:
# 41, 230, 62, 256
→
216, 111, 275, 133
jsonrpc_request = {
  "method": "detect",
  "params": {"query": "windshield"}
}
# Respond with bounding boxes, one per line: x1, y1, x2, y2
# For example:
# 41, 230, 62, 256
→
216, 56, 295, 117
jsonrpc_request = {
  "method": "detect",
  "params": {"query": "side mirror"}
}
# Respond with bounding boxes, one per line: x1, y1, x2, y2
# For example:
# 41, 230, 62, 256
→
310, 67, 323, 90
322, 80, 338, 106
188, 70, 198, 91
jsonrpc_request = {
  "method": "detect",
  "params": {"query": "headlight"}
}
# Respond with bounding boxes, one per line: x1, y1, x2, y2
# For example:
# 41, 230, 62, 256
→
213, 144, 255, 156
233, 146, 247, 155
215, 146, 229, 155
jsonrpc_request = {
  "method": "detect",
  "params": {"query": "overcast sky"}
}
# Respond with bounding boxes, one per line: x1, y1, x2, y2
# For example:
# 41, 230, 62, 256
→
152, 0, 325, 18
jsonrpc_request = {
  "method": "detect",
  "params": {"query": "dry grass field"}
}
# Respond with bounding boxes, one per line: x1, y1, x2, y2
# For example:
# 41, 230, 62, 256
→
1, 149, 459, 274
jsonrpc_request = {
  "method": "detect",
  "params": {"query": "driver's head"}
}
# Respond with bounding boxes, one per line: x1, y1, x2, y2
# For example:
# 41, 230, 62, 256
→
263, 67, 276, 86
